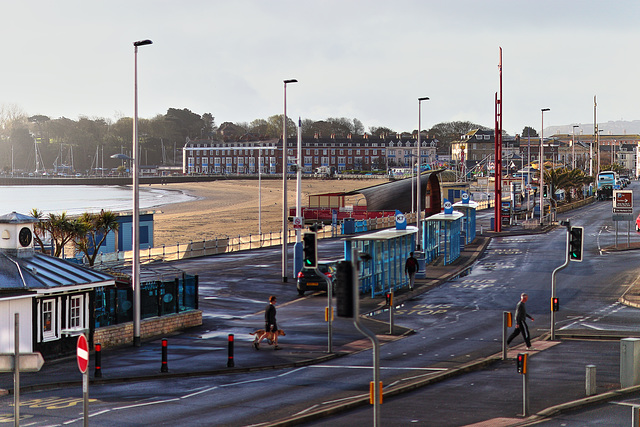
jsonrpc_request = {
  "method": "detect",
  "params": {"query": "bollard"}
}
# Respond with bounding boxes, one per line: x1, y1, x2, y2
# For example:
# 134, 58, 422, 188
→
94, 343, 102, 378
227, 334, 235, 367
161, 339, 168, 373
586, 365, 596, 396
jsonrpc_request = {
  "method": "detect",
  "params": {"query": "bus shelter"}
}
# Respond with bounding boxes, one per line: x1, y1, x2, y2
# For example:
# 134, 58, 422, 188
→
344, 226, 417, 298
423, 211, 463, 265
453, 200, 478, 246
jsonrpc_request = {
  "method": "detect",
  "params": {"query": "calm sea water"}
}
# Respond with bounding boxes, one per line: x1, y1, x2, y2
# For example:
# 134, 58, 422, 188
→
1, 185, 196, 216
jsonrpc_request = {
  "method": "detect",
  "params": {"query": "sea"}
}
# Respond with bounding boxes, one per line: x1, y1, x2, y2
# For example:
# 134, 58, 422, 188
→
1, 185, 196, 216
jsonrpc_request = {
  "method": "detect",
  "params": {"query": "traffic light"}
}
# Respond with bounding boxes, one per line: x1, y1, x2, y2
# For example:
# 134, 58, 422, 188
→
302, 232, 317, 268
542, 185, 548, 198
569, 226, 584, 262
385, 292, 393, 307
552, 297, 559, 312
336, 261, 354, 318
516, 353, 528, 374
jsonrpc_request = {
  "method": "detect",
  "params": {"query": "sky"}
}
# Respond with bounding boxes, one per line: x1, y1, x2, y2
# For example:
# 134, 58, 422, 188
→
2, 1, 639, 137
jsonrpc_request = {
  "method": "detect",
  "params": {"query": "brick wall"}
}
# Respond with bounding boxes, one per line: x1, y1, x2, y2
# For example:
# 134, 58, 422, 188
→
93, 310, 202, 349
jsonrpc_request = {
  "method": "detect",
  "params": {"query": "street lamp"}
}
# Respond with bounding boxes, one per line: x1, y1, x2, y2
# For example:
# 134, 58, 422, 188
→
282, 79, 297, 283
572, 125, 579, 169
416, 97, 429, 251
132, 38, 152, 347
540, 108, 550, 226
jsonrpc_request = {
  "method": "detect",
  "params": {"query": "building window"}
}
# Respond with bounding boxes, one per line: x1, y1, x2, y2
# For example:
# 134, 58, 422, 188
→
70, 295, 83, 328
42, 299, 56, 340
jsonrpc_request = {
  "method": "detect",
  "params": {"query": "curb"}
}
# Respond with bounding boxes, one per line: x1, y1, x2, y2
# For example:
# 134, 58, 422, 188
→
516, 384, 640, 426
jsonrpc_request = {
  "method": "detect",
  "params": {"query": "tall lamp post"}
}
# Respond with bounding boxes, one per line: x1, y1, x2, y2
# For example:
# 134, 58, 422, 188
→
282, 79, 297, 282
416, 97, 429, 250
132, 39, 152, 347
572, 125, 579, 169
539, 108, 550, 226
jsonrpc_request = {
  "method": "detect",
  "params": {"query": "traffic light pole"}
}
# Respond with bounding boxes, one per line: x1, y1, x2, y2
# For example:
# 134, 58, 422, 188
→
350, 246, 381, 427
322, 272, 333, 353
551, 222, 571, 340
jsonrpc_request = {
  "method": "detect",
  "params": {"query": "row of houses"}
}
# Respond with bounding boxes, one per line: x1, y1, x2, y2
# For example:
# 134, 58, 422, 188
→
182, 131, 640, 178
182, 135, 446, 175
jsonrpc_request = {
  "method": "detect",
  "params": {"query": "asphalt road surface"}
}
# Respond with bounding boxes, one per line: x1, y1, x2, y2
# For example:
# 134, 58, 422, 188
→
3, 183, 640, 426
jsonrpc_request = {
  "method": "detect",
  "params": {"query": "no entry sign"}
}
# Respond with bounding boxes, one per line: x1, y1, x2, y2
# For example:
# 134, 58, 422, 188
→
77, 334, 89, 374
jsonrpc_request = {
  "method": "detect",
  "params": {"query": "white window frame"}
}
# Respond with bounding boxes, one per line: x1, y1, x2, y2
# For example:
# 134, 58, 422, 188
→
42, 298, 57, 341
69, 295, 84, 329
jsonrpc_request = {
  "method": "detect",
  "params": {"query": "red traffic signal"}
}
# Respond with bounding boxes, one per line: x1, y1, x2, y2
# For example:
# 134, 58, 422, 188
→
516, 353, 527, 374
552, 297, 559, 312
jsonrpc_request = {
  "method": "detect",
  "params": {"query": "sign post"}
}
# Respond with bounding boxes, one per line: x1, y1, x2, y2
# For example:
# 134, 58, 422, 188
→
77, 334, 89, 427
613, 190, 633, 248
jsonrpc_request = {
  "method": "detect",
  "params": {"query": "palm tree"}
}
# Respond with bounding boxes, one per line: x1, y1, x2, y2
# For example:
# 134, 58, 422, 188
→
545, 168, 591, 203
74, 210, 120, 266
30, 208, 47, 253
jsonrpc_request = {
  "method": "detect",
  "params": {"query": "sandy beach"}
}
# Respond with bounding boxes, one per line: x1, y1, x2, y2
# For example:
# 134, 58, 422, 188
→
151, 178, 382, 246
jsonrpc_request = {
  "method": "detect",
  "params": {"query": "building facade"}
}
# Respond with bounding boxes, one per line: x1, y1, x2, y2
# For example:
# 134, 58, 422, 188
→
182, 134, 439, 175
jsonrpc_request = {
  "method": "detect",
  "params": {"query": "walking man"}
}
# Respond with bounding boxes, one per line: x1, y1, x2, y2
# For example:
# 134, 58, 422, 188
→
507, 293, 534, 349
405, 252, 419, 290
256, 295, 281, 350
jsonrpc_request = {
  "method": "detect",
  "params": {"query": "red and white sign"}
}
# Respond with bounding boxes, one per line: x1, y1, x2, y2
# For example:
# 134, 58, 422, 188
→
77, 334, 89, 374
293, 216, 303, 229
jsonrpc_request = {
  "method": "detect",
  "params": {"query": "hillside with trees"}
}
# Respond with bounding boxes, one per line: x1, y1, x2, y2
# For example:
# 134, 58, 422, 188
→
0, 102, 490, 175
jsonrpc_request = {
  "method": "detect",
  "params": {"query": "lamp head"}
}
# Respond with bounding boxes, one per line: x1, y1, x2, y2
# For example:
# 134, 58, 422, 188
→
418, 97, 429, 102
134, 39, 153, 47
284, 79, 298, 84
541, 108, 550, 112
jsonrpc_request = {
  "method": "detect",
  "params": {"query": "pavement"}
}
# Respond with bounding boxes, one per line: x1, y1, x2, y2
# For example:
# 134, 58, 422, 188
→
3, 213, 640, 426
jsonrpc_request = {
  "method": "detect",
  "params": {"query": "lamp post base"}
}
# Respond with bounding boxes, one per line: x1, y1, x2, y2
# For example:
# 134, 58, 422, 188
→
133, 336, 141, 347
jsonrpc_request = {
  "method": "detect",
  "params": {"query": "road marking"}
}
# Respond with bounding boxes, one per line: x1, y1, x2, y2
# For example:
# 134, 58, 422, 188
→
182, 386, 218, 399
113, 398, 180, 411
309, 365, 447, 371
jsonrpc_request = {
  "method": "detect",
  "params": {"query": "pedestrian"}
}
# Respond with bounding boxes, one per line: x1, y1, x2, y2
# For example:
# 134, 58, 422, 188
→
507, 293, 534, 349
405, 251, 419, 290
256, 295, 281, 350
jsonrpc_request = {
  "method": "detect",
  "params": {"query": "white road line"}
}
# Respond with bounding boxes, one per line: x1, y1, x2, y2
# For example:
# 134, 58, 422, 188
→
89, 409, 111, 418
309, 365, 447, 371
182, 386, 218, 398
113, 398, 181, 410
278, 367, 305, 377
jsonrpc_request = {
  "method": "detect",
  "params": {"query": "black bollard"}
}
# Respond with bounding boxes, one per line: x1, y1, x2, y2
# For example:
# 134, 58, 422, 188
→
161, 339, 168, 372
227, 334, 235, 367
94, 343, 102, 378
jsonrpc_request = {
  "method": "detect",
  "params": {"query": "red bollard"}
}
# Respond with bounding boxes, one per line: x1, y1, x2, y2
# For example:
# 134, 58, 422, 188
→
227, 334, 235, 367
94, 343, 102, 378
161, 339, 168, 373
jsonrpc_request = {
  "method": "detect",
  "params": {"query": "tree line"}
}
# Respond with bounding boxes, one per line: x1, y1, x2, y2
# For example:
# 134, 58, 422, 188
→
0, 102, 516, 175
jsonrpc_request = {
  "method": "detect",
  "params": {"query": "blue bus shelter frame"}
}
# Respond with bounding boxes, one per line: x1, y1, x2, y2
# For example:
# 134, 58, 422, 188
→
453, 200, 478, 246
423, 211, 463, 265
344, 227, 417, 298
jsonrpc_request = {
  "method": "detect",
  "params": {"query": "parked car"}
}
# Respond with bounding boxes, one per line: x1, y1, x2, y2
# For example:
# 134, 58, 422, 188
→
296, 260, 337, 296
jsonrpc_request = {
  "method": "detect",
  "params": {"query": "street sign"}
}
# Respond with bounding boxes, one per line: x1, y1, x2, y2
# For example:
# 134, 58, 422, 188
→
293, 216, 303, 229
613, 190, 633, 214
0, 353, 44, 372
77, 334, 89, 374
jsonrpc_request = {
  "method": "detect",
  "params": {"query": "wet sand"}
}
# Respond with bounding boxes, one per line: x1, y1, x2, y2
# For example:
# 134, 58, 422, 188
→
151, 179, 380, 246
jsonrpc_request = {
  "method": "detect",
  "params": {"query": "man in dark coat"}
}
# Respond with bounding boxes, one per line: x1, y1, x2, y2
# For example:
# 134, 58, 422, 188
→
507, 293, 534, 348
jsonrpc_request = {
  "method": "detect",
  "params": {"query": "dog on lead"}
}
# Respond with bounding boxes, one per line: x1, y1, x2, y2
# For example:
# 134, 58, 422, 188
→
250, 329, 285, 348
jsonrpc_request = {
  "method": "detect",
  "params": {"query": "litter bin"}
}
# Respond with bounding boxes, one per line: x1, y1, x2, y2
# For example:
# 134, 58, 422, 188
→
415, 251, 426, 279
343, 218, 355, 235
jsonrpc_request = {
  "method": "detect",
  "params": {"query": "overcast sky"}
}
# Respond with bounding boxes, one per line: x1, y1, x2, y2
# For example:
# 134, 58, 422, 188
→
2, 1, 638, 136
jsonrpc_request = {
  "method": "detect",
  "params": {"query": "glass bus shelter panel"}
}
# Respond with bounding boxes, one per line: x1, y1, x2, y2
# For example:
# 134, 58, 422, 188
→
423, 220, 440, 263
